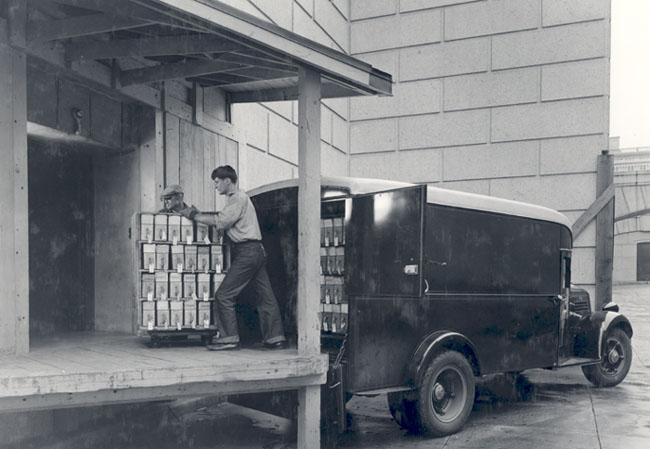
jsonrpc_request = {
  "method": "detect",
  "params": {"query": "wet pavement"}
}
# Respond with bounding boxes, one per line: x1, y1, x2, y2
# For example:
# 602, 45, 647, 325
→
2, 284, 649, 449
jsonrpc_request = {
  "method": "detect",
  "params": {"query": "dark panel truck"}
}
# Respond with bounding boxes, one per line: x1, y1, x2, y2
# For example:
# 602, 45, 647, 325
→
245, 176, 633, 438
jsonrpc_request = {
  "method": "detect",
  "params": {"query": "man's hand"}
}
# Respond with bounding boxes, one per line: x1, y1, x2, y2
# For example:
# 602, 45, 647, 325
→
178, 204, 200, 220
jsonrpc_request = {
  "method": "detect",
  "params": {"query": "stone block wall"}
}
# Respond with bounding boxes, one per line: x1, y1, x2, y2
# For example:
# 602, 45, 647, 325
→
226, 0, 353, 190
349, 0, 611, 290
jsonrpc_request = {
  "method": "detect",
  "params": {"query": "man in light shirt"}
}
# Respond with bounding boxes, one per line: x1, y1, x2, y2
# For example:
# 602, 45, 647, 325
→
181, 165, 286, 351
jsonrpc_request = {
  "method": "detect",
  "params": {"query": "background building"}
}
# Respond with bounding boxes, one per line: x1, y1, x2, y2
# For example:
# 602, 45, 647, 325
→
233, 0, 612, 299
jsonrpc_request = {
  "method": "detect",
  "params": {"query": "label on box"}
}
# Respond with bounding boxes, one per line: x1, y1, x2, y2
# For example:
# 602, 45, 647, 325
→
147, 292, 153, 301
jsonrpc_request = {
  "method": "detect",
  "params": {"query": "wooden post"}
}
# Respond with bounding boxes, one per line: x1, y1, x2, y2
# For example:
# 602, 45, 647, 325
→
0, 1, 29, 355
595, 151, 615, 310
296, 66, 321, 449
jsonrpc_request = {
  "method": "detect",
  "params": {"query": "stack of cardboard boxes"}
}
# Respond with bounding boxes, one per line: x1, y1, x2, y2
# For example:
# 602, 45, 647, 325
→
138, 213, 227, 332
320, 217, 348, 335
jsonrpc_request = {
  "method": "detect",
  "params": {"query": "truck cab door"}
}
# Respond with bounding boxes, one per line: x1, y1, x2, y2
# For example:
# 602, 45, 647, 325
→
344, 185, 426, 393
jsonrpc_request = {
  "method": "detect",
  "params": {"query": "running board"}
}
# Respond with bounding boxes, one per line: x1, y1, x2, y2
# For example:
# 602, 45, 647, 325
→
557, 357, 600, 368
354, 386, 414, 396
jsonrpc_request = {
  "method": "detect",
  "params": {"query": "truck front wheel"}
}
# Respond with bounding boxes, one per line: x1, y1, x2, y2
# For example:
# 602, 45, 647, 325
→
415, 351, 475, 437
582, 327, 632, 387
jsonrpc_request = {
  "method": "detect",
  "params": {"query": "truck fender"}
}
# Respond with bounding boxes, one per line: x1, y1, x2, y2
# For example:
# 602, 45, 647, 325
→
597, 312, 633, 356
407, 331, 481, 388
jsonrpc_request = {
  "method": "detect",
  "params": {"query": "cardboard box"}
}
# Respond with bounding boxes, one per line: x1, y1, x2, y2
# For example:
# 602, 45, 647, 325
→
320, 275, 326, 304
140, 214, 154, 242
140, 273, 155, 299
198, 301, 213, 328
156, 244, 170, 270
211, 245, 224, 272
335, 247, 345, 275
184, 300, 198, 328
320, 247, 327, 275
321, 218, 333, 246
331, 310, 340, 334
198, 273, 212, 300
340, 311, 348, 333
154, 214, 168, 241
328, 276, 344, 304
169, 273, 183, 299
332, 217, 344, 246
213, 229, 224, 245
141, 300, 156, 329
197, 246, 210, 272
142, 244, 156, 270
340, 303, 349, 333
156, 300, 170, 329
168, 215, 182, 244
181, 217, 194, 243
197, 223, 211, 243
170, 300, 184, 330
183, 274, 196, 299
326, 247, 336, 275
155, 272, 168, 299
185, 245, 198, 272
171, 245, 184, 271
322, 304, 332, 333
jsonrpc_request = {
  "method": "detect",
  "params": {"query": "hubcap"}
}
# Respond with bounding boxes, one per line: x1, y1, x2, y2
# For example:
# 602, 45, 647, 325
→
430, 366, 467, 423
602, 337, 625, 376
433, 383, 446, 401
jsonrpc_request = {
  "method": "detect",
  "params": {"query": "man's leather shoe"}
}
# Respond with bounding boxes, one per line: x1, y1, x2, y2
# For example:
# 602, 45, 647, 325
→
262, 341, 287, 350
206, 342, 240, 351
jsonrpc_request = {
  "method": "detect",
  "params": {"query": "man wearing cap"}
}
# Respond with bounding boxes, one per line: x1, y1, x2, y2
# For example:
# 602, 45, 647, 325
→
159, 184, 190, 213
179, 165, 286, 351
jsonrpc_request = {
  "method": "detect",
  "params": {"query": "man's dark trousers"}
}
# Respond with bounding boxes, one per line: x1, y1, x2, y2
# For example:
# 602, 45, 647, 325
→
214, 241, 285, 344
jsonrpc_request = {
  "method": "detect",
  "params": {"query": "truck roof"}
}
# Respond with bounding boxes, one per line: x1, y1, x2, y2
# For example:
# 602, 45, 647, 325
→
247, 176, 572, 230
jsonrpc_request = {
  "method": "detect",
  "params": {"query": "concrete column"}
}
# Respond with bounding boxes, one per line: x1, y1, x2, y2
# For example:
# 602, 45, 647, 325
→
0, 3, 29, 354
296, 66, 321, 449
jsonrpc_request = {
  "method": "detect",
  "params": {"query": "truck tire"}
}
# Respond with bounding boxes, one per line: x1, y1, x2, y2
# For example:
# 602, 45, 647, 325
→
387, 392, 419, 432
415, 351, 475, 437
582, 327, 632, 387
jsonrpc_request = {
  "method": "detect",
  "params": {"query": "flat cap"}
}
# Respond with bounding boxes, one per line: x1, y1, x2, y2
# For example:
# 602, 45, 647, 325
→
160, 184, 184, 200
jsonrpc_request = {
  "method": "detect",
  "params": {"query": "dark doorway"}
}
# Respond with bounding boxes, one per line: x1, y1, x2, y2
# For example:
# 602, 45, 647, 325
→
637, 242, 650, 281
28, 139, 95, 338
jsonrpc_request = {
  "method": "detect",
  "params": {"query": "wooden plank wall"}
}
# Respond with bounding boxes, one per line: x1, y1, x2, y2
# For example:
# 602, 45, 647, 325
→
166, 114, 239, 212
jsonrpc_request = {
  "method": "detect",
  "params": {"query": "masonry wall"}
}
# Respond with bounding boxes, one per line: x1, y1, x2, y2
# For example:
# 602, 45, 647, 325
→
349, 0, 612, 292
222, 0, 353, 190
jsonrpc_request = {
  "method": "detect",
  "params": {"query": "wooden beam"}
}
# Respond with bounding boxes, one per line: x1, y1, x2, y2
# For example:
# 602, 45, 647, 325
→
228, 81, 366, 103
0, 374, 326, 413
27, 13, 151, 44
296, 66, 322, 449
595, 152, 615, 310
571, 183, 615, 238
66, 34, 245, 61
120, 58, 245, 86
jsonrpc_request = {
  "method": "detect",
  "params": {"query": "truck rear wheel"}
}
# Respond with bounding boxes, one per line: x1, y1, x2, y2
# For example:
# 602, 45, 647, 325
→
416, 351, 475, 437
582, 327, 632, 387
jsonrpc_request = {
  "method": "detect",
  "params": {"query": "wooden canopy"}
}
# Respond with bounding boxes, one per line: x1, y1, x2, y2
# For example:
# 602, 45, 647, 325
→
18, 0, 392, 104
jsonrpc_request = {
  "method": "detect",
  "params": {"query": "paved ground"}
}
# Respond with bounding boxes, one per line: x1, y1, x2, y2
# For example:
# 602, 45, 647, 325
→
3, 284, 649, 449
